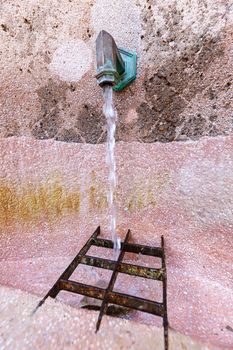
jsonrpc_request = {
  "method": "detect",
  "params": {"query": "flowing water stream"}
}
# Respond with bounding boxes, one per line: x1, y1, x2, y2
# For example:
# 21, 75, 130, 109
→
103, 85, 121, 256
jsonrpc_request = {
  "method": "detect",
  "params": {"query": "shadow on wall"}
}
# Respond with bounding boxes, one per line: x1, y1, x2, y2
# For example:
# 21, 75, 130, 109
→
31, 33, 230, 144
32, 80, 106, 144
137, 36, 226, 142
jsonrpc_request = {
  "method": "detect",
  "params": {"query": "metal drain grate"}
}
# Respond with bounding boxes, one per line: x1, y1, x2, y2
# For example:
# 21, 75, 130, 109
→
35, 227, 169, 349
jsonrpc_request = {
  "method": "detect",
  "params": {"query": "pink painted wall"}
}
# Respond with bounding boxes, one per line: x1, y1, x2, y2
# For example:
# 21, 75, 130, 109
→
0, 136, 232, 348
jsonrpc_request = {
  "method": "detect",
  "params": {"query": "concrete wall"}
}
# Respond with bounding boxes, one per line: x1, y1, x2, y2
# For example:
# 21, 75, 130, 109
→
0, 0, 232, 143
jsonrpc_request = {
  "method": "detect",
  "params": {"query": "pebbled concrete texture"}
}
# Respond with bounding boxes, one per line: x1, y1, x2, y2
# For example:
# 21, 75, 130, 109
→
49, 40, 93, 82
0, 0, 232, 142
0, 135, 233, 349
0, 285, 222, 350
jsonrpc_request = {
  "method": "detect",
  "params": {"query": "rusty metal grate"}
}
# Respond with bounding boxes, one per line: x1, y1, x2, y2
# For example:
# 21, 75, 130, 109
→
35, 226, 169, 349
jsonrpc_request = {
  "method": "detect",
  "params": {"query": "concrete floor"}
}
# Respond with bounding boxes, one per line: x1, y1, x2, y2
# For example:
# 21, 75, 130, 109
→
0, 285, 221, 350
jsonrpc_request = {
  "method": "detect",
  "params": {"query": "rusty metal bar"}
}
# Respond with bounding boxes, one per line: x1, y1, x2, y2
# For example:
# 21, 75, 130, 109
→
59, 280, 105, 300
58, 226, 101, 281
59, 279, 164, 316
92, 237, 163, 257
108, 291, 164, 316
161, 236, 168, 350
96, 230, 131, 332
33, 226, 100, 312
33, 227, 169, 349
80, 255, 164, 281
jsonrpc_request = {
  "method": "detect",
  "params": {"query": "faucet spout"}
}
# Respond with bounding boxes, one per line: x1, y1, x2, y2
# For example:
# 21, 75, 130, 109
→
95, 30, 137, 91
96, 30, 125, 87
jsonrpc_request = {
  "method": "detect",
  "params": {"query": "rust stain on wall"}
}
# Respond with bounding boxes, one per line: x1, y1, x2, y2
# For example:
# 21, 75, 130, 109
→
124, 172, 172, 212
0, 178, 81, 227
0, 171, 172, 228
88, 185, 108, 209
88, 170, 108, 209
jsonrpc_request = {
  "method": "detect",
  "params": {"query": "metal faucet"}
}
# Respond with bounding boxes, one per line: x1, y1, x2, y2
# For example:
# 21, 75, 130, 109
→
95, 30, 137, 91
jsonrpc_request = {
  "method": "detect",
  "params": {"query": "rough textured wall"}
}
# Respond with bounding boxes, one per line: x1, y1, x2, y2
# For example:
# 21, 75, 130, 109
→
0, 0, 232, 143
